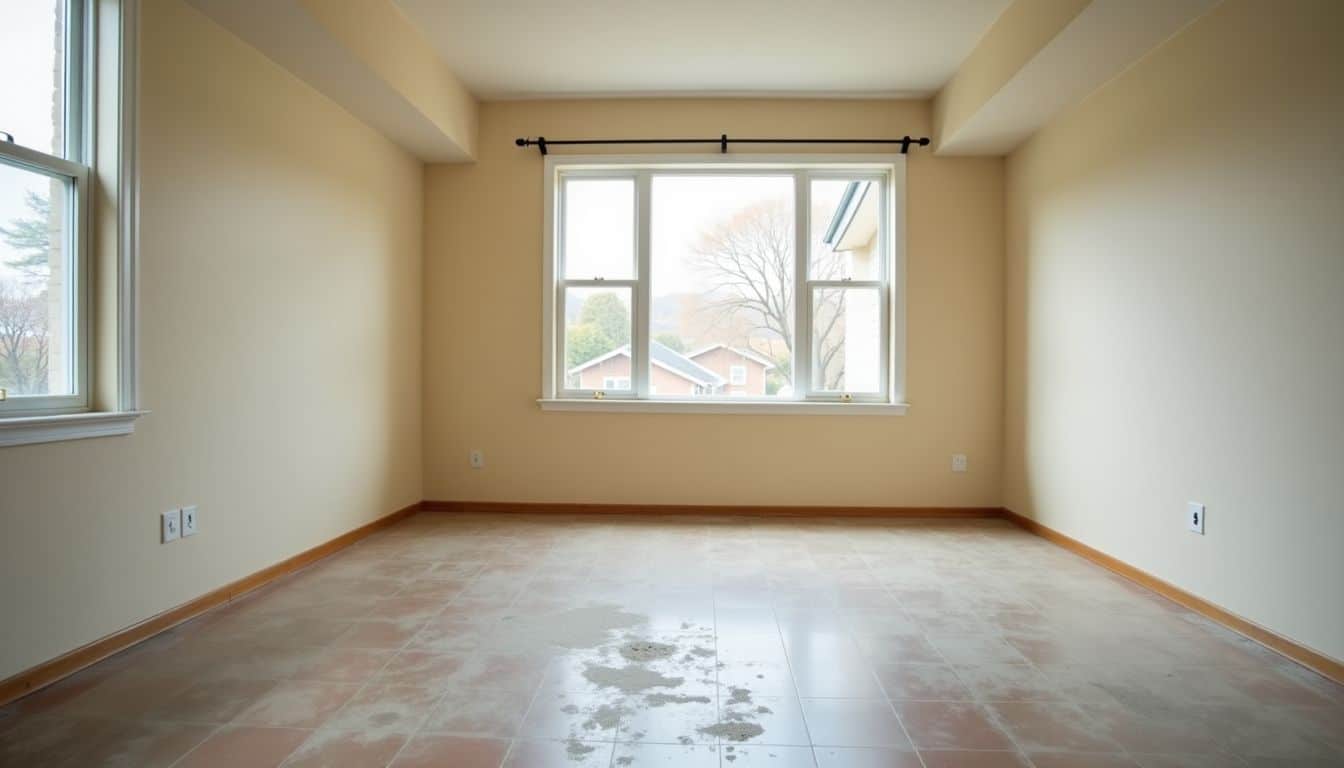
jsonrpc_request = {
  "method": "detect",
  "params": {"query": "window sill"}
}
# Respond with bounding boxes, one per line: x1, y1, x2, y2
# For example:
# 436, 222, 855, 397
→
537, 399, 908, 416
0, 410, 147, 448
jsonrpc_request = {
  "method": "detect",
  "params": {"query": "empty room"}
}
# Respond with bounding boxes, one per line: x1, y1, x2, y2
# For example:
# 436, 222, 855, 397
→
1, 0, 1341, 766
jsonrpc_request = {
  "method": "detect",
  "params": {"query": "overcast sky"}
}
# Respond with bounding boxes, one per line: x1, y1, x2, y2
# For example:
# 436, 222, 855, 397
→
565, 174, 846, 296
0, 0, 61, 287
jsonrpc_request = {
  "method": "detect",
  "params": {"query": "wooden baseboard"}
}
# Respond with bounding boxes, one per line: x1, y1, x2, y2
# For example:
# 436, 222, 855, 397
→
422, 500, 1005, 518
1001, 508, 1344, 685
0, 500, 422, 708
12, 500, 1333, 707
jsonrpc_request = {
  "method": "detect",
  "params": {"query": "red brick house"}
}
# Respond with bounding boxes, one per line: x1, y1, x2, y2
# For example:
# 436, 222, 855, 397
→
685, 343, 776, 396
569, 340, 775, 396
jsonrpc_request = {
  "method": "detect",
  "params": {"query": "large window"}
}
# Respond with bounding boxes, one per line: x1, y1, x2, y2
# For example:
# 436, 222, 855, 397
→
542, 156, 905, 413
0, 0, 90, 416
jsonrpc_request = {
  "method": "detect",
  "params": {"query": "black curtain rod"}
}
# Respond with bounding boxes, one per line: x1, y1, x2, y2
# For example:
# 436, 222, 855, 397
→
514, 134, 930, 156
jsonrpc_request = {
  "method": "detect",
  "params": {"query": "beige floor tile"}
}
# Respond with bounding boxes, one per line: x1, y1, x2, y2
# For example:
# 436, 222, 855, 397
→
2, 514, 1337, 767
501, 738, 614, 767
813, 745, 924, 767
389, 733, 510, 767
611, 741, 720, 766
917, 750, 1032, 768
801, 698, 913, 748
233, 680, 363, 729
893, 701, 1015, 751
280, 728, 408, 768
176, 725, 310, 768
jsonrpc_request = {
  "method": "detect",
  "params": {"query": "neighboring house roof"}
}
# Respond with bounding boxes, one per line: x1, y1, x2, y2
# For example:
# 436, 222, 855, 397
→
686, 343, 776, 371
651, 341, 724, 386
822, 180, 877, 251
568, 340, 724, 387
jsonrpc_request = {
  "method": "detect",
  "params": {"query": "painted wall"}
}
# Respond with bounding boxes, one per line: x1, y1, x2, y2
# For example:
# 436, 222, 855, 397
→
1004, 0, 1344, 662
933, 0, 1088, 149
0, 0, 424, 681
424, 99, 1003, 507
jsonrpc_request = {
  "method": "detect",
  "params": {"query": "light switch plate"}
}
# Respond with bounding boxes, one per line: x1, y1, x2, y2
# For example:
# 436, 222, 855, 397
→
951, 454, 968, 473
1187, 502, 1205, 534
162, 509, 181, 543
181, 506, 198, 537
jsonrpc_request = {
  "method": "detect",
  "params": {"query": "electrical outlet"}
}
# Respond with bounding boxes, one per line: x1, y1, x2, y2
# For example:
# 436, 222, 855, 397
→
951, 453, 968, 473
1187, 502, 1205, 534
161, 509, 181, 543
469, 449, 485, 469
181, 506, 198, 537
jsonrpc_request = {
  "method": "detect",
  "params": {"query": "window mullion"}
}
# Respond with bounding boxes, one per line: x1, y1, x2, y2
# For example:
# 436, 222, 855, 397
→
633, 171, 652, 399
793, 171, 810, 400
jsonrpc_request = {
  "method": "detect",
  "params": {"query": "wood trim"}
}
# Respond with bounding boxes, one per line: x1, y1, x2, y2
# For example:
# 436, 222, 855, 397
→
1001, 508, 1344, 685
12, 499, 1334, 709
0, 500, 422, 707
422, 500, 1002, 518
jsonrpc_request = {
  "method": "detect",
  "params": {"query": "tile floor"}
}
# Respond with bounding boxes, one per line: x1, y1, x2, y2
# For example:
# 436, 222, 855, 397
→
1, 514, 1341, 767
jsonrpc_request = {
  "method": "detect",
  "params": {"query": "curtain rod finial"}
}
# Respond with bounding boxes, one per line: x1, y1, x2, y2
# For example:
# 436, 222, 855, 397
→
515, 137, 528, 147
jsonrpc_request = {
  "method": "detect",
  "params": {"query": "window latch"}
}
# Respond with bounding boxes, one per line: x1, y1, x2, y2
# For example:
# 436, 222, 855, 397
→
841, 393, 853, 403
0, 387, 7, 401
593, 390, 606, 400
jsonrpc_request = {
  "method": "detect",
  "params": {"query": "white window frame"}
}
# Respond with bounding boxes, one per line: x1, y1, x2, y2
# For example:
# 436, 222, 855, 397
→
539, 154, 907, 416
0, 0, 143, 446
729, 365, 747, 386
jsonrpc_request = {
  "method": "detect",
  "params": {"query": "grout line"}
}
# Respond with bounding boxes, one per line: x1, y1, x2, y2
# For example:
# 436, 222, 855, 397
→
771, 550, 820, 768
860, 530, 930, 768
293, 533, 502, 768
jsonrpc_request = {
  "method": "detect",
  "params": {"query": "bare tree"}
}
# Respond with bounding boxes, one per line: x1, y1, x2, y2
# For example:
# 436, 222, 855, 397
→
687, 199, 848, 388
0, 281, 50, 395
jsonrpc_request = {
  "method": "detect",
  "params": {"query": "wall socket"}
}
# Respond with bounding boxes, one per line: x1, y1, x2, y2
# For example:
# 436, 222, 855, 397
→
182, 506, 199, 537
469, 449, 485, 469
161, 509, 181, 543
951, 453, 968, 473
1187, 502, 1206, 534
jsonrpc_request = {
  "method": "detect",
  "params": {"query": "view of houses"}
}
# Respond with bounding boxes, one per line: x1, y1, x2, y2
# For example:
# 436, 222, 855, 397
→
563, 176, 882, 397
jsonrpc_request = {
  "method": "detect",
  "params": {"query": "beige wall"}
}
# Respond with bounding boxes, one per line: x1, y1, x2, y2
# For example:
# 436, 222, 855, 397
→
933, 0, 1088, 149
424, 99, 1003, 507
0, 0, 423, 681
1004, 0, 1344, 662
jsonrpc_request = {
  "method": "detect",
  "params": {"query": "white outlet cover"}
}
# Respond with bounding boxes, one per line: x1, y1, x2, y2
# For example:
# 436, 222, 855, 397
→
951, 454, 968, 473
162, 509, 181, 543
470, 449, 485, 469
182, 505, 199, 537
1187, 502, 1206, 534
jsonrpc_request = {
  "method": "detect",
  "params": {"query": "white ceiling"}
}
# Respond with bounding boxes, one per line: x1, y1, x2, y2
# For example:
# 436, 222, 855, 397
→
392, 0, 1014, 100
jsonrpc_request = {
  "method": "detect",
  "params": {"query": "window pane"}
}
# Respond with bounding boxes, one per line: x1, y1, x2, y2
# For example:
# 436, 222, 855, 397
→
0, 0, 69, 158
563, 178, 634, 279
0, 161, 73, 397
811, 179, 881, 280
812, 287, 881, 393
650, 175, 794, 398
563, 286, 632, 390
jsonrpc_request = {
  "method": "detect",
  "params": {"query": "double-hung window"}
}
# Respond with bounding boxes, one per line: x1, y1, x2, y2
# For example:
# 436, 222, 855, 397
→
0, 0, 91, 416
541, 155, 906, 414
1, 0, 140, 447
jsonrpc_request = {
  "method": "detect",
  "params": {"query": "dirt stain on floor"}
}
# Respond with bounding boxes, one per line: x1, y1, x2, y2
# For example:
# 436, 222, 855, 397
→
643, 692, 712, 707
533, 605, 649, 650
698, 721, 765, 742
582, 663, 685, 693
618, 640, 678, 663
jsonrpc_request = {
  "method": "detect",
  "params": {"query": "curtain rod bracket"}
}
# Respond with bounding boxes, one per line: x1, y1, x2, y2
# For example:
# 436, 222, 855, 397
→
720, 134, 728, 154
